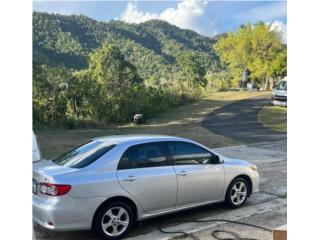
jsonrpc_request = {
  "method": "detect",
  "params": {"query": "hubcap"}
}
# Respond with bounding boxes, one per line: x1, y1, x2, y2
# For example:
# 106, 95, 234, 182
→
230, 181, 247, 205
101, 207, 129, 237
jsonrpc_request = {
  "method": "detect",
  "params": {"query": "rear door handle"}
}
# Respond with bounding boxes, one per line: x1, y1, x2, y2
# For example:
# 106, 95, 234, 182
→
178, 170, 188, 176
123, 176, 137, 182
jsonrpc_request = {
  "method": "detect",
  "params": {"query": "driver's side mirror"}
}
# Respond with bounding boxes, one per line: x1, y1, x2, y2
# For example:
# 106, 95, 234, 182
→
211, 154, 223, 164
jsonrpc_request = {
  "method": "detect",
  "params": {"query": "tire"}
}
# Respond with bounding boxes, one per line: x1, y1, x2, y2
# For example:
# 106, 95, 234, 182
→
225, 177, 249, 208
92, 201, 135, 240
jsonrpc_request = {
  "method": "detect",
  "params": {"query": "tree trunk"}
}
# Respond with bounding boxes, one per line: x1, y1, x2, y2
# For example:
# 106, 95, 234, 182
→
73, 97, 78, 119
270, 77, 275, 89
264, 75, 270, 90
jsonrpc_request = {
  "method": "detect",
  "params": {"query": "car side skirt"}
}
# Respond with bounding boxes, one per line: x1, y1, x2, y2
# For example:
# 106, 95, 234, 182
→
139, 199, 225, 220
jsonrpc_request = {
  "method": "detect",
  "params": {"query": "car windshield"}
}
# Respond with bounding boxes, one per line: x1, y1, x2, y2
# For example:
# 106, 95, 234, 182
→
276, 80, 287, 91
53, 140, 115, 168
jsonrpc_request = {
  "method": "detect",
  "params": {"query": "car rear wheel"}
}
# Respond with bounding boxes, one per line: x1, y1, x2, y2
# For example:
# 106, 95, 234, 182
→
225, 177, 249, 208
93, 201, 134, 240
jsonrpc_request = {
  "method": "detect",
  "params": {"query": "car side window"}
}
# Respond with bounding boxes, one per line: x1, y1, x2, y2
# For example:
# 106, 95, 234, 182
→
167, 141, 219, 165
118, 143, 168, 170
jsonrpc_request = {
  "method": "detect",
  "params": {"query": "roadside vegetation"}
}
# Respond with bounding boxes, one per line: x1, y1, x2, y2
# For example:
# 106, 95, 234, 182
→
257, 106, 287, 132
36, 90, 268, 159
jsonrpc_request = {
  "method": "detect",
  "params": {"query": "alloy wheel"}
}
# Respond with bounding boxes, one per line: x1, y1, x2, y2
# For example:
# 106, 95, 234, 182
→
101, 207, 130, 237
230, 181, 247, 205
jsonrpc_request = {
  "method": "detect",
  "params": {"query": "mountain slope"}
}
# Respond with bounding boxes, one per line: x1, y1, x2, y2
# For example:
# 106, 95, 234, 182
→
33, 12, 220, 79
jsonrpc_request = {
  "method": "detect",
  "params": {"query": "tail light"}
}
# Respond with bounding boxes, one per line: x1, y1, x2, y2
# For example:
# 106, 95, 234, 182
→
39, 183, 71, 196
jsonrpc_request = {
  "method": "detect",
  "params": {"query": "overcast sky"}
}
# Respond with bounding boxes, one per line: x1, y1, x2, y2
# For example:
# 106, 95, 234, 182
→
33, 1, 287, 37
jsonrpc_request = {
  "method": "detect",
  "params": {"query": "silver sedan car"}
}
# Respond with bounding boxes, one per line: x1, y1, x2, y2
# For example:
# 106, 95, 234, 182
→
33, 135, 259, 239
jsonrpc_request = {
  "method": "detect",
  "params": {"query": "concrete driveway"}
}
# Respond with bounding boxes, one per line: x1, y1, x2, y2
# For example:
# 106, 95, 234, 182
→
202, 95, 287, 143
34, 140, 287, 240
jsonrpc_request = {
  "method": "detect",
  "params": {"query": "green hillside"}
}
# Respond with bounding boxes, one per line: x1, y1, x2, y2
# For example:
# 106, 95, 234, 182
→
33, 12, 220, 80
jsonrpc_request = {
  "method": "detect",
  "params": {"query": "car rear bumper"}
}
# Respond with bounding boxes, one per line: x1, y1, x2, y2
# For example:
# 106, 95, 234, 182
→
33, 194, 106, 231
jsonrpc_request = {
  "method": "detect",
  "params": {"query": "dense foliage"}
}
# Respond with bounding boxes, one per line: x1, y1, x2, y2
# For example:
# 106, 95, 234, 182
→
33, 44, 185, 127
213, 22, 287, 89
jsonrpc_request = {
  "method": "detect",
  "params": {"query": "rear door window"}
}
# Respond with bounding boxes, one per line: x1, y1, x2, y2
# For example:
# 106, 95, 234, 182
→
118, 142, 169, 170
53, 140, 115, 168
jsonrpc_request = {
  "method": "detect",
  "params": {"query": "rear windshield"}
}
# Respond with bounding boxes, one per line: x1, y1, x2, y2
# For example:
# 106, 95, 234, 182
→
52, 140, 115, 168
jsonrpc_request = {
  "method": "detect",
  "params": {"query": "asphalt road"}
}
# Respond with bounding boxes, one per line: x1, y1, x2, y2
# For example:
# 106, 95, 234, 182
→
202, 94, 286, 143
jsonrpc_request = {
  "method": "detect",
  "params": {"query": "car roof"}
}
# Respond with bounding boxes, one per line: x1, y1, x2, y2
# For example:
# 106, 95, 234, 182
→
92, 134, 188, 145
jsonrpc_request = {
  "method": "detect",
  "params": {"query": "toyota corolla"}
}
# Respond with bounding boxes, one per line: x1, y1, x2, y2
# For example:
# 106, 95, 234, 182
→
33, 135, 259, 240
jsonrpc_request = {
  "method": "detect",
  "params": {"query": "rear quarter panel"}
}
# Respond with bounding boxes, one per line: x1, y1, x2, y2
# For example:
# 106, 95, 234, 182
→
54, 171, 123, 199
51, 169, 145, 222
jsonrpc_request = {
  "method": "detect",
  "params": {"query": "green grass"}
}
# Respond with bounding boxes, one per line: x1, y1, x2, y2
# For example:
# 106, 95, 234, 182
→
35, 90, 270, 159
257, 106, 287, 133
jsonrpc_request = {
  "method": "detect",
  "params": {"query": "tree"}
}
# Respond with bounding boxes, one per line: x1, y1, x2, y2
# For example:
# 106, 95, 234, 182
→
176, 51, 207, 98
33, 64, 71, 125
270, 48, 287, 78
88, 43, 141, 92
68, 70, 94, 119
86, 44, 142, 121
214, 22, 287, 89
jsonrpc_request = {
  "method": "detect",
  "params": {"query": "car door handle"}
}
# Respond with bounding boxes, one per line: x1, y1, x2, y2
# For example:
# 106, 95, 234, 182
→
177, 171, 188, 176
123, 176, 137, 182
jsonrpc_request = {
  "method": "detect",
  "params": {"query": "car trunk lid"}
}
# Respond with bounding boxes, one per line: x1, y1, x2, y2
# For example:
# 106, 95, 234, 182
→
32, 160, 77, 199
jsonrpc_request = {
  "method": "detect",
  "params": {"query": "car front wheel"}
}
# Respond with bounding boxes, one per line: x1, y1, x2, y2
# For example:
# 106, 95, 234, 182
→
225, 177, 249, 208
93, 201, 134, 240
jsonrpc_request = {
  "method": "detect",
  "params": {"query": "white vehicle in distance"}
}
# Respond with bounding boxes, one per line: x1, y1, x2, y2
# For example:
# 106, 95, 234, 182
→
33, 135, 259, 240
271, 77, 287, 107
32, 131, 41, 162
